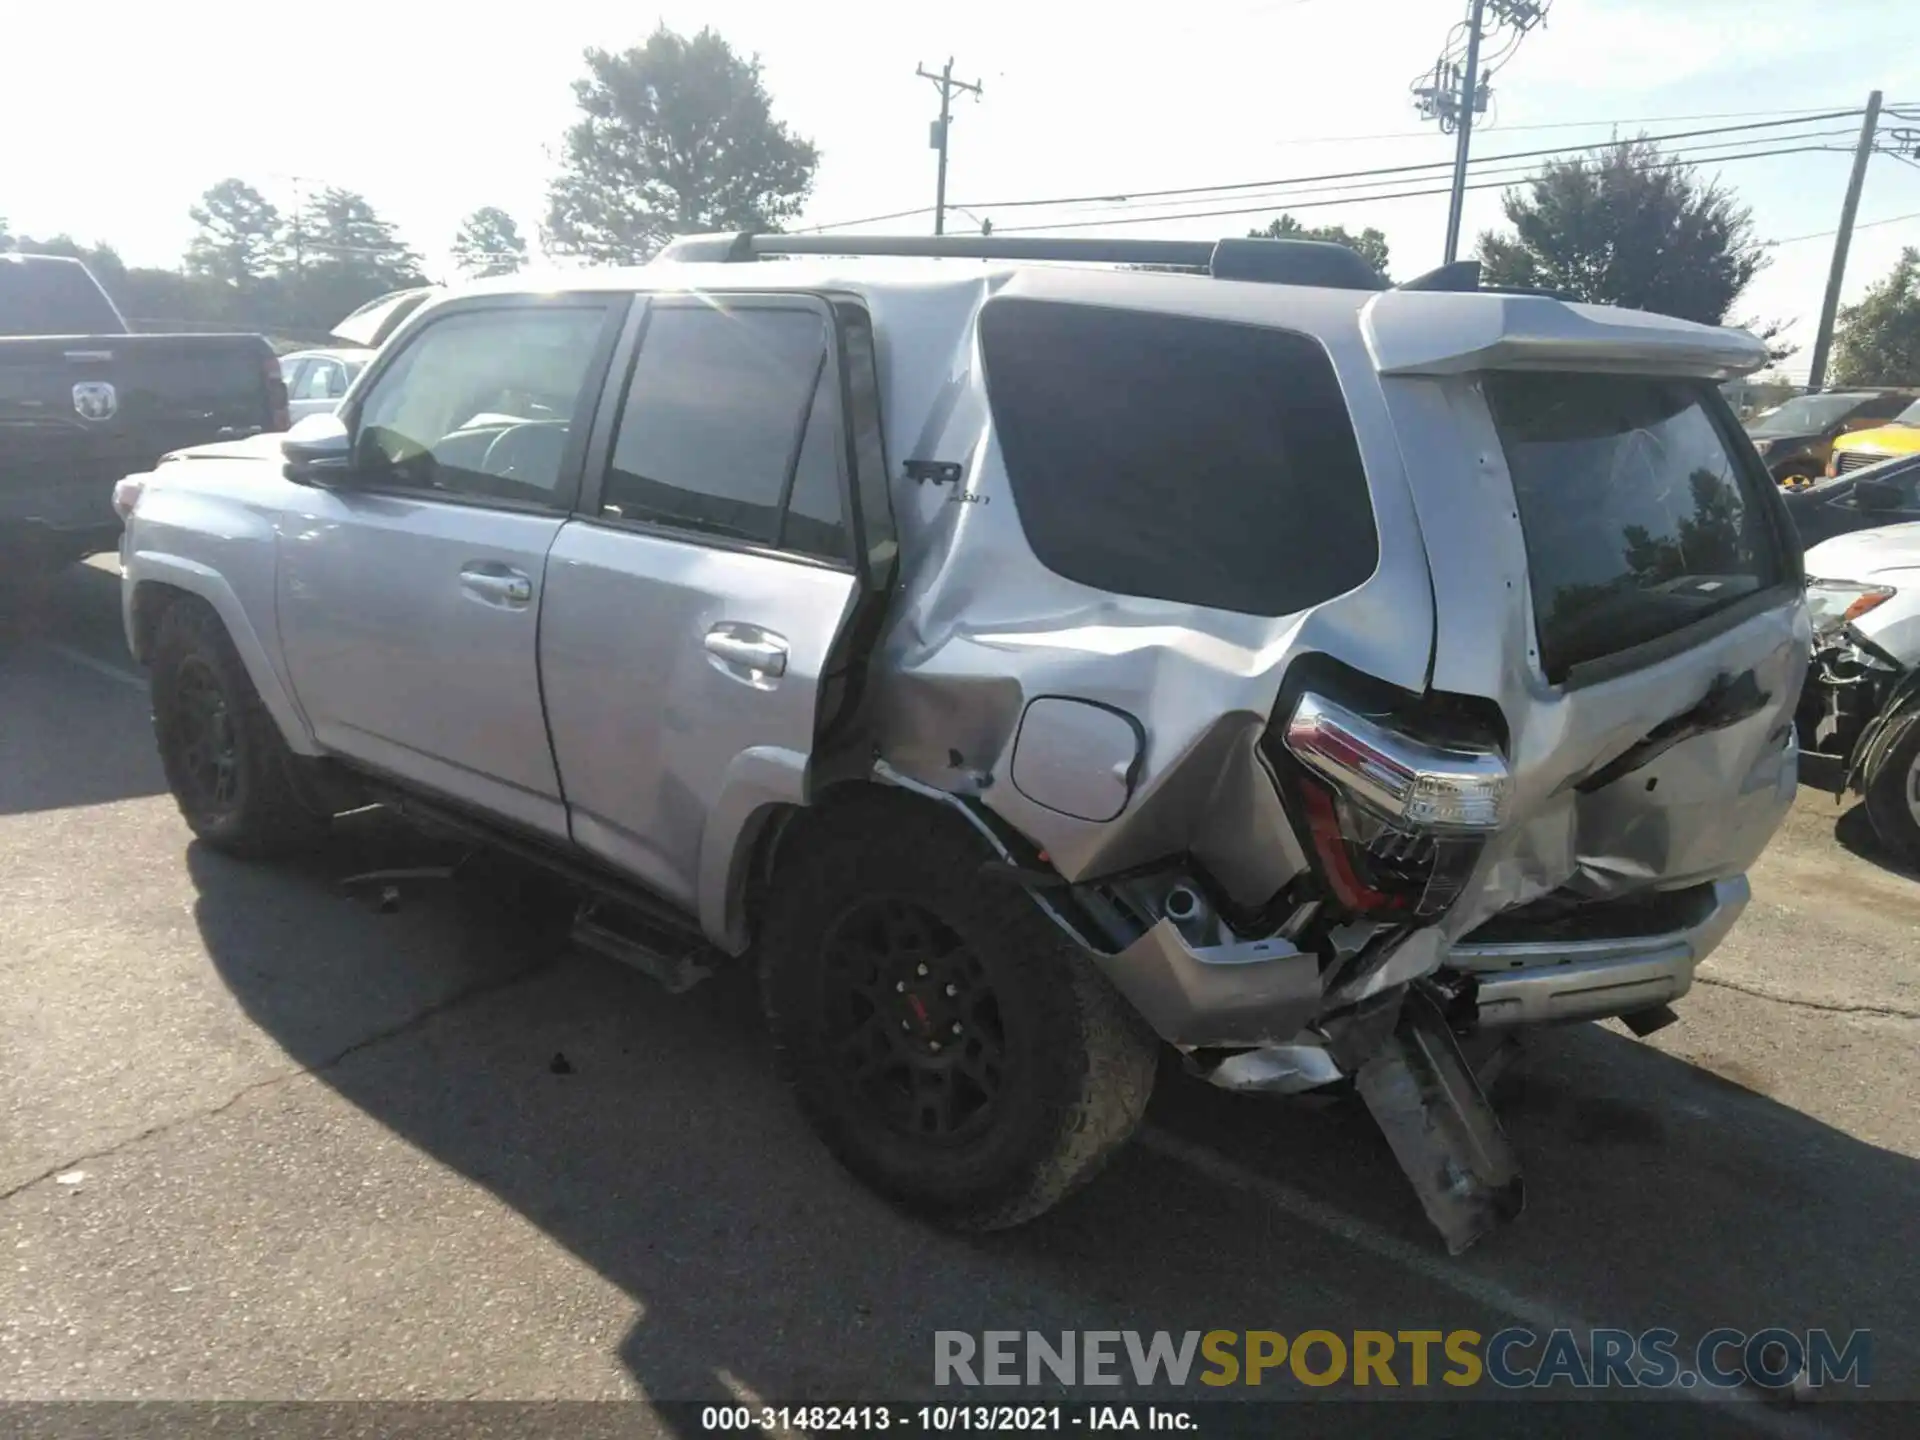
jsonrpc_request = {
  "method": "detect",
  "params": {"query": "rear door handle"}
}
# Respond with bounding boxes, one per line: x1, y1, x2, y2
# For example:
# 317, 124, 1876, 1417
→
459, 565, 533, 607
704, 623, 788, 680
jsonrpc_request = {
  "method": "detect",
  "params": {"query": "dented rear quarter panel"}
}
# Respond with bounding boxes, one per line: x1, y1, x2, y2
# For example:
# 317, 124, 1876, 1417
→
866, 272, 1805, 946
865, 267, 1436, 894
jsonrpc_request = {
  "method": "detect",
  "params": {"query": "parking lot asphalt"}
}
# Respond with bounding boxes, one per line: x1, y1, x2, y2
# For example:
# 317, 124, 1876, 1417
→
1, 557, 1915, 1434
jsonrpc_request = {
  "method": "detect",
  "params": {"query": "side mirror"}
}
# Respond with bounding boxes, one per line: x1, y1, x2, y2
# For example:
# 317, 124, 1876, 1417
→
282, 413, 353, 486
1853, 478, 1902, 512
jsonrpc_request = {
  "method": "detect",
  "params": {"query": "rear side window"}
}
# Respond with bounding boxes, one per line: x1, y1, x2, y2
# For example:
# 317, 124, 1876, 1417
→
601, 301, 849, 563
978, 298, 1378, 617
1485, 372, 1787, 684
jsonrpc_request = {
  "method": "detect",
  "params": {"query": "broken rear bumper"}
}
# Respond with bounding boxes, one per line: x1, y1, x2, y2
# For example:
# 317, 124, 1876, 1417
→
1088, 919, 1323, 1050
1444, 875, 1750, 1027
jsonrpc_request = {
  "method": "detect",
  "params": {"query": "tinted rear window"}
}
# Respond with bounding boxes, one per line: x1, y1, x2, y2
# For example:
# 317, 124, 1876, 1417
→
0, 258, 124, 336
978, 298, 1378, 617
1485, 372, 1787, 684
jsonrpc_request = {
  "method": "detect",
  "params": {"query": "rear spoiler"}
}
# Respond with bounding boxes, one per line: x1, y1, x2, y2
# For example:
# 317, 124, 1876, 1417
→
1361, 286, 1769, 381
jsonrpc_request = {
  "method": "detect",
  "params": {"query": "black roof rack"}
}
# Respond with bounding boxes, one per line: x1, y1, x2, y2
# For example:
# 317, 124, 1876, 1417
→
653, 232, 1391, 292
1394, 258, 1578, 301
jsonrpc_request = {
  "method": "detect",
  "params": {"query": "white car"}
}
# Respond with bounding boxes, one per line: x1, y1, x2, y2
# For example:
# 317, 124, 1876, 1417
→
277, 347, 374, 420
1800, 519, 1920, 858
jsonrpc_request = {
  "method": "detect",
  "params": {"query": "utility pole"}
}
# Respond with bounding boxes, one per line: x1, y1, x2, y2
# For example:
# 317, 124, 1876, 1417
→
917, 58, 982, 236
1806, 90, 1884, 393
290, 174, 308, 278
1442, 0, 1487, 265
1414, 0, 1549, 265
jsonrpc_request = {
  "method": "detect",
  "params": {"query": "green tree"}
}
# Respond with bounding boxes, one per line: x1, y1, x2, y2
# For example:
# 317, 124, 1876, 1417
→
185, 179, 284, 286
1830, 248, 1920, 387
273, 188, 426, 334
1477, 138, 1768, 327
290, 186, 424, 287
452, 206, 528, 277
1250, 214, 1391, 279
13, 234, 129, 295
544, 26, 819, 264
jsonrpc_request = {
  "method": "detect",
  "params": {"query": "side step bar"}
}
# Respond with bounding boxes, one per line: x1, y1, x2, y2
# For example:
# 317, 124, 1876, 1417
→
571, 899, 716, 995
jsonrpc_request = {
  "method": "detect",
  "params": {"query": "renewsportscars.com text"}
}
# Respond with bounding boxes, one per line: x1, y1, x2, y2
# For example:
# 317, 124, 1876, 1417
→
933, 1328, 1871, 1391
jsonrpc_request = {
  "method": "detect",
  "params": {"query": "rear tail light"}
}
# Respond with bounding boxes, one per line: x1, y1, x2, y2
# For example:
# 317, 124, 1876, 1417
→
264, 353, 291, 432
1281, 692, 1509, 918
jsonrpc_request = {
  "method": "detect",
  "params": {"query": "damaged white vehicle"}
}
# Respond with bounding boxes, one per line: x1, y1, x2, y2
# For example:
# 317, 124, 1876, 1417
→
116, 233, 1806, 1252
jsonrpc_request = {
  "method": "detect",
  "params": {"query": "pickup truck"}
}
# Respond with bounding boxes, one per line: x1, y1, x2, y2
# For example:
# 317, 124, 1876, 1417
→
0, 252, 288, 577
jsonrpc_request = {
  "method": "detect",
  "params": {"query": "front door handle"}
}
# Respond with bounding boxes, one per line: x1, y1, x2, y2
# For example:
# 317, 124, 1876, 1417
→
704, 623, 789, 680
459, 565, 533, 607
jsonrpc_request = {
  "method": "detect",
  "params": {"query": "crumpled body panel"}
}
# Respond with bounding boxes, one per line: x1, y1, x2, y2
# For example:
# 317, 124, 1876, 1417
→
865, 268, 1435, 902
858, 269, 1802, 1044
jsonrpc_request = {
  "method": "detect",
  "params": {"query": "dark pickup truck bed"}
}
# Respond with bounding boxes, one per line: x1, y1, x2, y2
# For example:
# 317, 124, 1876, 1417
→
0, 252, 288, 572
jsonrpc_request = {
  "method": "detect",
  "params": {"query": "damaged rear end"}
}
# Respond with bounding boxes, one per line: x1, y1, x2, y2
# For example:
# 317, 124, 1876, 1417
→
869, 268, 1805, 1250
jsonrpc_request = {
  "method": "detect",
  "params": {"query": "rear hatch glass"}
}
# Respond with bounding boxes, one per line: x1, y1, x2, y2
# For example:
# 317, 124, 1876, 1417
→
1484, 372, 1790, 685
978, 297, 1378, 617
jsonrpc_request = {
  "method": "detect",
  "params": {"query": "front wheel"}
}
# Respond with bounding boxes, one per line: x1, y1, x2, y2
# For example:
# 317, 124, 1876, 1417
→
150, 599, 326, 858
1863, 709, 1920, 868
758, 791, 1159, 1230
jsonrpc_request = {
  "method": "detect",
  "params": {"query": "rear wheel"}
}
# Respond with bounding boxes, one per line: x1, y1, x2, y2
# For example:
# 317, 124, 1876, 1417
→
150, 599, 326, 858
1863, 708, 1920, 868
758, 791, 1158, 1230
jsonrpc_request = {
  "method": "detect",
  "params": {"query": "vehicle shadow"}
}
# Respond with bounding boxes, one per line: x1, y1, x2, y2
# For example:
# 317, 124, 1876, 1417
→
186, 817, 1920, 1433
1794, 754, 1920, 883
1831, 799, 1920, 883
0, 560, 167, 817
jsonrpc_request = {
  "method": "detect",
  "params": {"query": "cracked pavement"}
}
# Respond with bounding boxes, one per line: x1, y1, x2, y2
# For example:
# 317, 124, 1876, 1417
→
2, 559, 1916, 1432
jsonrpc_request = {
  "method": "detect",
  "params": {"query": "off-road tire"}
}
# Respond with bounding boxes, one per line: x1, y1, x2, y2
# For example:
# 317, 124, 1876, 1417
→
1863, 708, 1920, 869
150, 598, 326, 859
759, 790, 1159, 1230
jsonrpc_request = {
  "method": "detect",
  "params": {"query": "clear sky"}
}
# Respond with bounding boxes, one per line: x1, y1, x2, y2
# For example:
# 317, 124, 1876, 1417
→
4, 0, 1916, 375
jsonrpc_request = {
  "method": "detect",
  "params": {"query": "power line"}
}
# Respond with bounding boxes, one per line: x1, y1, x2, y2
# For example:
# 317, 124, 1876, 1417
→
950, 108, 1863, 214
792, 204, 937, 234
988, 142, 1847, 233
996, 128, 1862, 227
1766, 210, 1920, 247
791, 104, 1910, 241
1230, 102, 1912, 148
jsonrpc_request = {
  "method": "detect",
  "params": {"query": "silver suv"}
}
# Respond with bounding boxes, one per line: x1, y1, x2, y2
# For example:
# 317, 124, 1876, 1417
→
118, 233, 1807, 1251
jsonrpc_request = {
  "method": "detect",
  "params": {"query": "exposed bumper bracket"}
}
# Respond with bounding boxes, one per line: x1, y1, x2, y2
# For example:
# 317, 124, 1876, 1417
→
1446, 876, 1749, 1029
1090, 918, 1322, 1049
1356, 985, 1525, 1255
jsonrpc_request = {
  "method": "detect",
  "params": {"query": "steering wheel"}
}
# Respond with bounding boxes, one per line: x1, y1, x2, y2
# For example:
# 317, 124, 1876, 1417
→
480, 422, 566, 483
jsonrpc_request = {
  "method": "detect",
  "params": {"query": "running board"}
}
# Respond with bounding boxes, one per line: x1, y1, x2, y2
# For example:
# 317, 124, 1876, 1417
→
571, 899, 716, 995
1355, 985, 1526, 1254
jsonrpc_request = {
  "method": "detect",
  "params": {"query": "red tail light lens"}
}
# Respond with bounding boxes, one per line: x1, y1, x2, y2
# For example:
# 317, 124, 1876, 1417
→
264, 354, 291, 432
1280, 691, 1510, 918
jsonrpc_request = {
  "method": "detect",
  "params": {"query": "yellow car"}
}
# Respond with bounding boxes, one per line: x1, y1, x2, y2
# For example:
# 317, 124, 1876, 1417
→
1829, 395, 1920, 475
